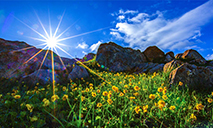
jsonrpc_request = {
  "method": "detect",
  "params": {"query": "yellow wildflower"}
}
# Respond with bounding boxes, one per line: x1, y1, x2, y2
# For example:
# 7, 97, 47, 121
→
133, 92, 139, 96
142, 105, 148, 113
62, 94, 68, 101
130, 97, 136, 100
169, 106, 176, 111
163, 89, 167, 95
158, 100, 166, 107
81, 96, 85, 102
90, 87, 93, 90
162, 95, 168, 100
85, 88, 90, 92
42, 98, 48, 102
119, 92, 124, 97
97, 89, 100, 93
92, 92, 97, 97
97, 103, 102, 108
124, 85, 128, 88
26, 104, 33, 112
179, 81, 183, 86
123, 89, 127, 93
208, 98, 212, 103
157, 87, 163, 92
134, 106, 141, 114
134, 86, 140, 91
43, 100, 50, 107
195, 103, 204, 110
190, 113, 197, 120
62, 86, 66, 91
89, 83, 93, 87
51, 94, 59, 102
107, 99, 113, 105
212, 92, 213, 96
149, 94, 156, 100
14, 95, 21, 99
108, 93, 112, 99
158, 104, 164, 111
102, 91, 108, 96
112, 86, 118, 92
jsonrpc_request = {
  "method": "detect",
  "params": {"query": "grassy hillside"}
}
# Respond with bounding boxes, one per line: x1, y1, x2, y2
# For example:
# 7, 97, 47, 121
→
0, 58, 213, 128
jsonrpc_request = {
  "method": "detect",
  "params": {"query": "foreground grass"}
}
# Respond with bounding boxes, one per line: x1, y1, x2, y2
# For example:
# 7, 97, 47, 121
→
0, 61, 213, 127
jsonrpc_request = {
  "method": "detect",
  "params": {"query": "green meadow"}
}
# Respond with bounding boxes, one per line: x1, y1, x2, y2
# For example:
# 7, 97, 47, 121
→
0, 57, 213, 128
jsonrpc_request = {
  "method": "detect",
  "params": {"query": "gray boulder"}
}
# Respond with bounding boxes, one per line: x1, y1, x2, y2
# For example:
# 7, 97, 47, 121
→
68, 65, 89, 80
96, 42, 147, 72
169, 63, 213, 91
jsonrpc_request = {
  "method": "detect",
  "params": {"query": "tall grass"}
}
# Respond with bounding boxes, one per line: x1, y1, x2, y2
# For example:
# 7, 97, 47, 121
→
0, 58, 213, 128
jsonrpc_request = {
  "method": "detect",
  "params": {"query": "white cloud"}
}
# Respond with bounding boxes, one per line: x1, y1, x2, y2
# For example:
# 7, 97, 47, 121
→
128, 13, 149, 23
111, 0, 213, 51
111, 9, 138, 17
82, 51, 87, 55
90, 41, 102, 52
117, 15, 125, 21
206, 54, 213, 60
124, 10, 139, 15
76, 41, 88, 49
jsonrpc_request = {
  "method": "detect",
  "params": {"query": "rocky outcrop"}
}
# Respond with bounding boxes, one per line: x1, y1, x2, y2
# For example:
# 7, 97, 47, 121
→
143, 46, 165, 63
163, 60, 184, 73
0, 38, 89, 86
1, 38, 213, 91
96, 42, 147, 72
169, 63, 213, 90
181, 49, 206, 65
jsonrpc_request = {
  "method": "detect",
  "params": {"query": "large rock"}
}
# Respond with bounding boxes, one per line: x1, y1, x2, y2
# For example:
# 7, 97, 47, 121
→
181, 49, 206, 65
143, 46, 165, 63
163, 60, 185, 73
96, 42, 147, 72
133, 63, 164, 74
21, 69, 60, 85
164, 51, 175, 63
68, 65, 89, 80
169, 63, 213, 90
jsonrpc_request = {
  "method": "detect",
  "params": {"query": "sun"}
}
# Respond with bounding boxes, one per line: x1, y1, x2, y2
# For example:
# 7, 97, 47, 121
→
46, 36, 58, 48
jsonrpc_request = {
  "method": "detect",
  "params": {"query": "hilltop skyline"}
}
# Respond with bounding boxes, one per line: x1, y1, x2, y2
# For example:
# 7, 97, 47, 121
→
0, 0, 213, 60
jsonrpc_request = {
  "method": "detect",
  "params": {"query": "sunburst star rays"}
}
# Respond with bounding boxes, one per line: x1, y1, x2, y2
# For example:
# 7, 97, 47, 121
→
11, 11, 117, 115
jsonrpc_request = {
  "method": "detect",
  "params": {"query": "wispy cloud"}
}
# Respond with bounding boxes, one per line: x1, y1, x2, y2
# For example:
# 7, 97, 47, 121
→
206, 54, 213, 60
110, 0, 213, 51
90, 41, 102, 52
76, 41, 88, 49
82, 51, 87, 55
111, 9, 138, 16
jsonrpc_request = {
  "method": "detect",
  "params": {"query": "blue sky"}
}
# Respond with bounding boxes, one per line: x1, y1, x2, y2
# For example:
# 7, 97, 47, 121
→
0, 0, 213, 60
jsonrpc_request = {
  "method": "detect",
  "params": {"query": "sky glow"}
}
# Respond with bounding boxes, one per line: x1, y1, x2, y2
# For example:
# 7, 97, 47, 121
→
0, 0, 213, 60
